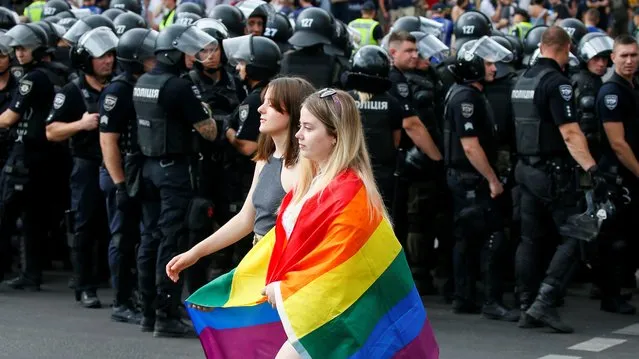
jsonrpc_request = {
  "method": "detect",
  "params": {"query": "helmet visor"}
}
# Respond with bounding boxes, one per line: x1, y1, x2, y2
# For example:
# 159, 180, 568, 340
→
195, 18, 229, 39
48, 22, 67, 40
580, 35, 613, 61
78, 27, 119, 57
419, 16, 443, 37
174, 26, 218, 60
63, 20, 92, 45
222, 35, 252, 66
467, 35, 513, 63
4, 26, 44, 50
412, 32, 449, 61
237, 0, 274, 19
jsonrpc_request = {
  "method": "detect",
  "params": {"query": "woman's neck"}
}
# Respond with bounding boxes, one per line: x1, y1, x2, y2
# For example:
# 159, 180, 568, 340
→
272, 131, 288, 159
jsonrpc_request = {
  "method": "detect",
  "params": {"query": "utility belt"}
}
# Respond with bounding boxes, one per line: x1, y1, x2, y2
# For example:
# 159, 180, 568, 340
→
3, 164, 29, 176
519, 155, 574, 171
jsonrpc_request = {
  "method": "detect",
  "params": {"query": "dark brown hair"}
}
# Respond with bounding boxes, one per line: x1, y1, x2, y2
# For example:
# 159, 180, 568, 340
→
388, 31, 416, 46
253, 77, 316, 167
585, 8, 600, 24
540, 26, 571, 50
614, 34, 638, 50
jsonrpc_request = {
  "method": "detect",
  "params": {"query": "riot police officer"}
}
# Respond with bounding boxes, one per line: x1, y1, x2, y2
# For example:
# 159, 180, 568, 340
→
594, 34, 639, 314
109, 0, 142, 14
46, 27, 118, 308
41, 0, 71, 19
572, 32, 613, 159
444, 36, 519, 321
521, 25, 547, 72
208, 4, 246, 38
512, 26, 604, 333
62, 14, 116, 46
0, 24, 56, 289
132, 24, 219, 337
112, 12, 146, 37
281, 7, 342, 89
0, 39, 15, 172
264, 12, 293, 54
236, 0, 271, 36
101, 8, 125, 22
98, 28, 158, 324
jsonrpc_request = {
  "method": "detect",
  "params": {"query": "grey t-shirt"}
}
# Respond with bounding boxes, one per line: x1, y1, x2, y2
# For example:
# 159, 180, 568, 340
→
252, 155, 287, 236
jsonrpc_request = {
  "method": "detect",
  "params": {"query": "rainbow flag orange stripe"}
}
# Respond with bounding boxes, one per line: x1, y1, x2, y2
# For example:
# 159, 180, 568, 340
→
186, 170, 439, 358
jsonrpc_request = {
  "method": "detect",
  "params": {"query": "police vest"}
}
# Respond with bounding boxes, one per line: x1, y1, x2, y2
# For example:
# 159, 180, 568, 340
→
111, 73, 138, 154
600, 76, 639, 161
511, 68, 567, 156
484, 73, 518, 147
188, 70, 240, 116
571, 70, 602, 141
348, 18, 379, 49
159, 9, 176, 30
133, 73, 192, 157
24, 1, 45, 22
13, 67, 54, 146
70, 77, 102, 159
404, 71, 439, 133
511, 22, 532, 41
280, 51, 340, 89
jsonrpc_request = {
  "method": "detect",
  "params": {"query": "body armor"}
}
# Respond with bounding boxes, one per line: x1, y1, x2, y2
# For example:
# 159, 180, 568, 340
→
188, 70, 240, 116
69, 77, 101, 159
571, 70, 602, 143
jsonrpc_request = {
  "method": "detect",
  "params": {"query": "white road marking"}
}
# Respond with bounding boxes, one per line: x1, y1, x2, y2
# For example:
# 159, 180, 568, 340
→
613, 323, 639, 336
537, 355, 581, 359
567, 337, 627, 352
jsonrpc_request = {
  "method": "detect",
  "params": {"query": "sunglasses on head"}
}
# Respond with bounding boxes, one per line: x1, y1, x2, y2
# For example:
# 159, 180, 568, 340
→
318, 88, 341, 116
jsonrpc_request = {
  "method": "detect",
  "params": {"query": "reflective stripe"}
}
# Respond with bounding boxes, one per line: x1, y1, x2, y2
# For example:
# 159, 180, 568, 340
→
159, 9, 176, 30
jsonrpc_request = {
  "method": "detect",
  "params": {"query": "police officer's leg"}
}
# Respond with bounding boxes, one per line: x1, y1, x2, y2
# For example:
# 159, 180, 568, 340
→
138, 158, 161, 332
406, 179, 438, 295
597, 233, 636, 314
152, 158, 196, 338
0, 168, 27, 285
69, 157, 102, 308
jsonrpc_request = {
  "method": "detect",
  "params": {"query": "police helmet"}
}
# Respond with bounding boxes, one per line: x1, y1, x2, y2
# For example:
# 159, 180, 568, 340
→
504, 34, 524, 68
345, 45, 391, 92
208, 5, 246, 38
391, 16, 443, 38
54, 10, 76, 21
113, 12, 146, 37
0, 30, 10, 57
34, 21, 66, 52
176, 2, 206, 18
174, 12, 202, 27
154, 24, 217, 66
117, 28, 158, 74
578, 32, 613, 63
42, 0, 72, 19
0, 7, 16, 30
63, 15, 116, 45
102, 8, 126, 22
326, 20, 353, 56
264, 12, 293, 54
236, 0, 272, 22
110, 0, 142, 15
522, 25, 547, 66
3, 23, 48, 54
194, 18, 230, 66
559, 18, 587, 46
288, 7, 333, 48
57, 17, 79, 32
453, 35, 513, 83
490, 35, 516, 79
412, 32, 449, 63
71, 27, 118, 74
528, 47, 581, 68
453, 10, 491, 52
222, 34, 281, 81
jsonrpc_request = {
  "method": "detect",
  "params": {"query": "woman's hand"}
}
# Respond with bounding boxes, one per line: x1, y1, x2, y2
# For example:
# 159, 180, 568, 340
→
261, 283, 278, 309
166, 250, 199, 283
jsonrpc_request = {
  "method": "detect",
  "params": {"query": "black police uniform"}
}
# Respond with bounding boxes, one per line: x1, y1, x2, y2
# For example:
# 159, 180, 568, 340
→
595, 72, 639, 311
0, 74, 16, 170
512, 57, 582, 330
280, 46, 343, 89
133, 62, 209, 325
98, 71, 142, 316
0, 64, 55, 287
444, 83, 507, 311
46, 75, 109, 300
348, 90, 403, 209
572, 69, 603, 159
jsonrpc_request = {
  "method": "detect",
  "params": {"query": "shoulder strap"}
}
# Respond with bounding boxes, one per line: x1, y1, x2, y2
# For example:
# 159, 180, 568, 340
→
71, 77, 94, 113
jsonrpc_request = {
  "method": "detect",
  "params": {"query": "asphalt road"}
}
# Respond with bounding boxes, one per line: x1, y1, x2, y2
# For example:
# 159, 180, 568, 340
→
1, 271, 639, 359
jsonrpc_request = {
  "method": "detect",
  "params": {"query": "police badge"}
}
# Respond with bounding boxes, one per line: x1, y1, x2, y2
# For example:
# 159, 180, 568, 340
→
461, 103, 474, 118
397, 83, 409, 98
238, 104, 249, 124
604, 94, 618, 110
103, 95, 118, 112
19, 80, 32, 96
559, 84, 573, 101
53, 93, 66, 110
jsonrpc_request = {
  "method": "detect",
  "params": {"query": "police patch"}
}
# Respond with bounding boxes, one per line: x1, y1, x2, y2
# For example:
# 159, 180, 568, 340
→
604, 94, 618, 110
53, 94, 66, 110
397, 83, 409, 98
239, 104, 249, 123
559, 84, 573, 101
19, 80, 32, 95
191, 85, 201, 99
461, 103, 474, 118
100, 115, 109, 125
11, 67, 23, 79
103, 95, 118, 112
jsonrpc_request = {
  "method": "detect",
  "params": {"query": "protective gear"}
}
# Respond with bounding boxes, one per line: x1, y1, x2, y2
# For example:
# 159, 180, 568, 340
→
3, 24, 48, 61
413, 32, 449, 62
511, 68, 567, 156
452, 10, 492, 52
491, 35, 516, 79
63, 15, 116, 45
453, 36, 513, 83
57, 17, 78, 32
117, 28, 158, 74
526, 283, 574, 333
345, 45, 391, 91
175, 2, 205, 18
348, 17, 379, 49
113, 12, 146, 37
154, 24, 217, 67
223, 34, 281, 81
33, 21, 66, 53
42, 0, 71, 19
391, 16, 443, 39
511, 21, 532, 41
288, 7, 333, 48
571, 70, 602, 146
0, 7, 16, 30
173, 11, 202, 27
101, 8, 125, 22
559, 18, 587, 46
207, 4, 245, 38
194, 18, 229, 68
110, 0, 142, 15
578, 33, 613, 63
23, 1, 46, 23
264, 12, 293, 53
505, 35, 524, 69
236, 0, 272, 23
522, 25, 547, 67
70, 27, 118, 75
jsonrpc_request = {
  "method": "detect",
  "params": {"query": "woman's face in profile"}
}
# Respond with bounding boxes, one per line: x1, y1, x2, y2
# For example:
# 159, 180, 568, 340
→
296, 106, 335, 163
257, 88, 289, 135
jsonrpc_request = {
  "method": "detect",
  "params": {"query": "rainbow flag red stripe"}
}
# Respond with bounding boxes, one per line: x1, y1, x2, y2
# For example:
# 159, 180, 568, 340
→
186, 170, 439, 358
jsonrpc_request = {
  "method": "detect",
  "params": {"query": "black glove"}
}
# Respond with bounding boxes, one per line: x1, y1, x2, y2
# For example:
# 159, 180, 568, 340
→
115, 182, 130, 211
588, 165, 609, 202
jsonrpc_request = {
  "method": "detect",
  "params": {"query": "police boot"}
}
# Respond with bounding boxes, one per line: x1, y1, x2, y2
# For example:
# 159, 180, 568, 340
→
139, 293, 156, 332
79, 290, 102, 309
153, 293, 197, 338
600, 296, 637, 315
481, 233, 519, 322
112, 300, 143, 325
3, 275, 40, 291
517, 291, 545, 328
526, 283, 574, 333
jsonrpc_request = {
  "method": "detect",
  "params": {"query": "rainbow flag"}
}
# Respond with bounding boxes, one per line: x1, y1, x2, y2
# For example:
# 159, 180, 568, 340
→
186, 170, 439, 358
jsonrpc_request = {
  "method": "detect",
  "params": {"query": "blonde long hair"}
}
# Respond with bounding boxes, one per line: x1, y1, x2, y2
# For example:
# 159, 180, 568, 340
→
292, 89, 390, 221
